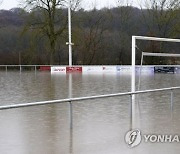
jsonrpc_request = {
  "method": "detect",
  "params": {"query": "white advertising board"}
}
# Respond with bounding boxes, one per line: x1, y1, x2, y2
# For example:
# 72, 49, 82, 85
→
116, 66, 154, 74
51, 66, 66, 74
102, 66, 117, 73
136, 66, 154, 74
82, 66, 103, 73
116, 66, 132, 74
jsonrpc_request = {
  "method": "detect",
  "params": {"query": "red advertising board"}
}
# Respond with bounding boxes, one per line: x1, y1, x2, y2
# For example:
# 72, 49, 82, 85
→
66, 67, 82, 73
39, 66, 51, 71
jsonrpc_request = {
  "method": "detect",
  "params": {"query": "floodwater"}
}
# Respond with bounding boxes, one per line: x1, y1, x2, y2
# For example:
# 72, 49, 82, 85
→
0, 71, 180, 154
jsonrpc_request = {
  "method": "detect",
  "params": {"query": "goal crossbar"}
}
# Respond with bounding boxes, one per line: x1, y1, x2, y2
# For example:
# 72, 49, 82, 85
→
142, 52, 180, 57
135, 36, 180, 43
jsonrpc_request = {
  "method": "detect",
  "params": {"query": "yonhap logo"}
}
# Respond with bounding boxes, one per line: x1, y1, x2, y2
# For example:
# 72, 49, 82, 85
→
144, 134, 180, 143
125, 129, 180, 148
125, 129, 142, 148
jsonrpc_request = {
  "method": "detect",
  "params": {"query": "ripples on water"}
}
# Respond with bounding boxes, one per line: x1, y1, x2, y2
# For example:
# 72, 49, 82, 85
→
0, 71, 179, 154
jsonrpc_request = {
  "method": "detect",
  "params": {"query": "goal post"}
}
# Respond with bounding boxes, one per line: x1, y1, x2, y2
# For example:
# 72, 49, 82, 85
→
131, 35, 180, 129
131, 36, 180, 100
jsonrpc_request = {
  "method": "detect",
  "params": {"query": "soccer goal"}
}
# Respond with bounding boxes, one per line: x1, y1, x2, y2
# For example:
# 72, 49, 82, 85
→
131, 36, 180, 100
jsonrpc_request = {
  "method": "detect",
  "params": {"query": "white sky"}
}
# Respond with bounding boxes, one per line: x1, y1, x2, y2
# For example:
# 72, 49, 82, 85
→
0, 0, 19, 10
0, 0, 140, 10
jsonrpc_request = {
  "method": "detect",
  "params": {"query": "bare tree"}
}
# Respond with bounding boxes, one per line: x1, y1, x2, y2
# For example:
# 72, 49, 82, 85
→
22, 0, 81, 64
138, 0, 180, 64
139, 0, 180, 37
75, 9, 108, 65
116, 0, 134, 64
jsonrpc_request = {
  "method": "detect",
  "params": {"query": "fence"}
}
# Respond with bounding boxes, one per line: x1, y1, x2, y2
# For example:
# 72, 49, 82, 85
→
0, 65, 51, 72
0, 86, 179, 111
0, 86, 179, 129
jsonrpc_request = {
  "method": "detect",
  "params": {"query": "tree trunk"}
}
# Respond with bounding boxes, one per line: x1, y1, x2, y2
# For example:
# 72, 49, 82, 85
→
50, 38, 56, 65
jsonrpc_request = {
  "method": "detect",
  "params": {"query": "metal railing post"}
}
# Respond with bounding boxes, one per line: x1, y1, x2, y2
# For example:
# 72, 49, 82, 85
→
130, 94, 133, 130
20, 65, 22, 72
69, 100, 73, 154
35, 65, 37, 73
69, 101, 73, 130
130, 93, 136, 129
170, 90, 173, 111
5, 66, 7, 72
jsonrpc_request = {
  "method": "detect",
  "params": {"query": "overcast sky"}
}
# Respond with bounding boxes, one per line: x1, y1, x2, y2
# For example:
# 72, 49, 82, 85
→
0, 0, 140, 10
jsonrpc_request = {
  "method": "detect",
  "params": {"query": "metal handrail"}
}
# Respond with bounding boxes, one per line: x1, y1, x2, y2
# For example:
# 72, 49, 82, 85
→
0, 86, 179, 111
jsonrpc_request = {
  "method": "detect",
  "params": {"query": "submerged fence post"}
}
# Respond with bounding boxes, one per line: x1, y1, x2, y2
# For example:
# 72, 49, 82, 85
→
69, 101, 73, 154
130, 93, 136, 130
69, 101, 73, 130
130, 94, 133, 130
170, 90, 173, 111
35, 65, 37, 73
20, 65, 22, 72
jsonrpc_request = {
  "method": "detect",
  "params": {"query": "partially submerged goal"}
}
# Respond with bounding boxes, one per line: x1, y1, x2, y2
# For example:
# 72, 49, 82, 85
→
131, 36, 180, 101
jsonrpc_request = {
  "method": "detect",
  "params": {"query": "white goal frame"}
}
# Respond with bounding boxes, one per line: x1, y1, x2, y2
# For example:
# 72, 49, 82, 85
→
131, 36, 180, 101
142, 52, 180, 57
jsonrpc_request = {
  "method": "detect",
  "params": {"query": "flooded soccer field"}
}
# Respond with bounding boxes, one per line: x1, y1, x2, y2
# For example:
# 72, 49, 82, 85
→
0, 71, 180, 154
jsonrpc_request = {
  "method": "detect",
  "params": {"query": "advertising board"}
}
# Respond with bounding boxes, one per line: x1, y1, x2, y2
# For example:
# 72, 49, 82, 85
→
136, 66, 154, 74
116, 66, 132, 74
66, 67, 82, 73
51, 66, 66, 74
102, 66, 117, 73
82, 66, 103, 73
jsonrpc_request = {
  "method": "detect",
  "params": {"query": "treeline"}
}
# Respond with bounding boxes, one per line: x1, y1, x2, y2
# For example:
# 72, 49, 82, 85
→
0, 6, 179, 65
